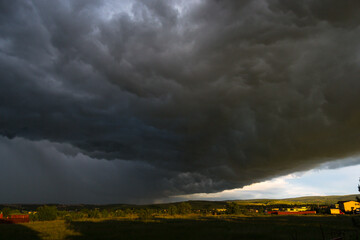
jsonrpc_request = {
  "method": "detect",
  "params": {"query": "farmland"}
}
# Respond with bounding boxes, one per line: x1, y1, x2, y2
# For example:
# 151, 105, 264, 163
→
1, 195, 360, 240
1, 215, 360, 240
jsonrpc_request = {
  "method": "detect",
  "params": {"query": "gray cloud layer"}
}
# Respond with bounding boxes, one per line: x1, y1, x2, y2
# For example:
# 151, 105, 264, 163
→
1, 0, 360, 203
0, 136, 170, 204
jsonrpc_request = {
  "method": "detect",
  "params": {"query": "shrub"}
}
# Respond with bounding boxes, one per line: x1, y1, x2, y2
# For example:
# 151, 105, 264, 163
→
226, 202, 242, 215
56, 210, 68, 219
64, 215, 72, 224
29, 213, 39, 221
124, 208, 133, 215
37, 206, 58, 221
88, 209, 101, 218
69, 211, 87, 220
101, 209, 109, 218
0, 207, 21, 218
137, 209, 153, 221
114, 210, 125, 217
168, 205, 178, 215
80, 208, 90, 218
178, 202, 192, 215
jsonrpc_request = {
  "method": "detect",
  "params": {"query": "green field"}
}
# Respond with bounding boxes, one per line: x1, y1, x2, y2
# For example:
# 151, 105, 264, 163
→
1, 215, 360, 240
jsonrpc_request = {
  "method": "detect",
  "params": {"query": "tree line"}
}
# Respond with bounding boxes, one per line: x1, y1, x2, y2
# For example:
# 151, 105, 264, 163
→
1, 202, 195, 222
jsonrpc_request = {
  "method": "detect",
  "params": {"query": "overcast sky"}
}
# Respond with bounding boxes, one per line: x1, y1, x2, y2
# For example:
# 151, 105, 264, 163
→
1, 0, 360, 204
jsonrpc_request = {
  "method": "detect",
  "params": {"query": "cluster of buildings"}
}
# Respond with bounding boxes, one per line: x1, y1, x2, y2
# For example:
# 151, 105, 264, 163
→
268, 206, 316, 215
0, 213, 29, 224
267, 200, 360, 215
330, 200, 360, 215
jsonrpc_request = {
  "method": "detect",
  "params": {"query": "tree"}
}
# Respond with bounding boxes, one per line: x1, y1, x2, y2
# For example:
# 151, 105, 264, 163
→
29, 213, 39, 221
80, 208, 90, 217
1, 207, 12, 218
37, 205, 58, 221
168, 205, 178, 215
178, 202, 192, 215
88, 209, 101, 218
114, 209, 125, 217
137, 208, 153, 221
226, 202, 242, 215
101, 209, 109, 218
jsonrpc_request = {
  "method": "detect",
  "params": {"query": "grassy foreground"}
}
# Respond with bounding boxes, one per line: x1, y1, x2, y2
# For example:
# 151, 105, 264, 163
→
0, 215, 360, 240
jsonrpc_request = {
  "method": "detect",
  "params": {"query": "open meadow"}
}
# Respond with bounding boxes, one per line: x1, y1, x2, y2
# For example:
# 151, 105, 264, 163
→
1, 215, 360, 240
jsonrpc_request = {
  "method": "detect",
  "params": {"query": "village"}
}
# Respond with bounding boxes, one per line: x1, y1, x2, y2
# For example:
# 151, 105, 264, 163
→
0, 181, 359, 224
265, 200, 360, 215
1, 199, 360, 224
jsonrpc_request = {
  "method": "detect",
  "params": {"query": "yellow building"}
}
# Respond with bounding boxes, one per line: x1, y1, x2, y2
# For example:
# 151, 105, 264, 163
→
330, 209, 342, 215
338, 201, 360, 213
215, 209, 227, 212
285, 207, 309, 212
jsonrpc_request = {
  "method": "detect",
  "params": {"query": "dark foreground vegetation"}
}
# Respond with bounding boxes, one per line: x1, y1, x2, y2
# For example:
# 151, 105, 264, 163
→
1, 195, 360, 240
0, 215, 360, 240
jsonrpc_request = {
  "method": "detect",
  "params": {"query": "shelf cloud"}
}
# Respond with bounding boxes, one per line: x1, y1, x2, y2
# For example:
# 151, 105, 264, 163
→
1, 0, 360, 203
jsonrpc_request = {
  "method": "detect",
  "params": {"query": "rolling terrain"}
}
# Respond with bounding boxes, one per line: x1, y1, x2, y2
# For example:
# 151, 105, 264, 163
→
232, 194, 360, 206
1, 194, 359, 211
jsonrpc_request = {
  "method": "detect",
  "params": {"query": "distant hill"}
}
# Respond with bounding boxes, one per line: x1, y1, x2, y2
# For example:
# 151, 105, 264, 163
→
232, 194, 360, 205
1, 194, 359, 211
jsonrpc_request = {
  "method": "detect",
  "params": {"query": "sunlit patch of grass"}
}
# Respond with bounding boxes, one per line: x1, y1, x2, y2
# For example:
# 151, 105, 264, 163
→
21, 220, 80, 240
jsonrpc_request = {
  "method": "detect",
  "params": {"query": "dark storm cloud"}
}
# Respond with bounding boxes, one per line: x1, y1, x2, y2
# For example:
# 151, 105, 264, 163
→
1, 0, 360, 202
0, 136, 172, 204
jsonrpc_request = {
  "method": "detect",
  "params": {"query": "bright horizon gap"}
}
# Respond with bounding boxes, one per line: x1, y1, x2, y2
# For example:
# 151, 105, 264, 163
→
168, 160, 360, 203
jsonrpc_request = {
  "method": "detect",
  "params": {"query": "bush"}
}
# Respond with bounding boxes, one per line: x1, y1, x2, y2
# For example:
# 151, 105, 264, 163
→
1, 207, 14, 218
114, 210, 125, 217
71, 211, 87, 220
168, 205, 178, 215
88, 209, 101, 218
101, 209, 109, 218
124, 208, 133, 215
37, 206, 58, 221
178, 202, 192, 215
56, 210, 68, 219
29, 213, 39, 221
137, 209, 153, 221
64, 215, 72, 224
226, 202, 242, 215
80, 208, 90, 218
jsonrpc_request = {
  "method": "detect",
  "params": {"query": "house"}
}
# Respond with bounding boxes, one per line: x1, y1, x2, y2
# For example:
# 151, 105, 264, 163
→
269, 210, 316, 215
215, 208, 227, 212
285, 207, 309, 212
338, 201, 360, 213
0, 212, 29, 224
330, 209, 344, 215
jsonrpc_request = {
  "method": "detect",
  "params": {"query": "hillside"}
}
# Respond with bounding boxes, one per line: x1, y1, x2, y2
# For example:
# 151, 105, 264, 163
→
232, 194, 360, 205
1, 194, 359, 211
